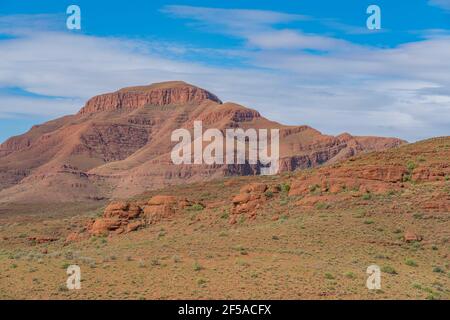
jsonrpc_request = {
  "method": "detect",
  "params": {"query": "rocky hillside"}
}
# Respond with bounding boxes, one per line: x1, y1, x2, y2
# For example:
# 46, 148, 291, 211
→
69, 136, 449, 238
0, 81, 405, 204
0, 137, 448, 300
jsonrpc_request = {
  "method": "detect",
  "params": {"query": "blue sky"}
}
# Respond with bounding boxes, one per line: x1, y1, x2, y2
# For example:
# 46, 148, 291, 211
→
1, 0, 450, 142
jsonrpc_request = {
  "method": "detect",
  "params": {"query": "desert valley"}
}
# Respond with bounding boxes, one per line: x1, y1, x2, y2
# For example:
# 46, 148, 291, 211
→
0, 81, 448, 299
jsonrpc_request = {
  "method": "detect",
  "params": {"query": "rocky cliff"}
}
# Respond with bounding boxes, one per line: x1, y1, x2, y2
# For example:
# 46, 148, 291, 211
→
78, 81, 222, 115
0, 81, 406, 204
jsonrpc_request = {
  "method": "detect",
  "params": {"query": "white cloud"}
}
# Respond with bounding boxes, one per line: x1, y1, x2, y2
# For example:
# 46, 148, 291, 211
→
162, 5, 309, 33
246, 29, 354, 51
429, 0, 450, 10
0, 94, 81, 118
0, 11, 449, 142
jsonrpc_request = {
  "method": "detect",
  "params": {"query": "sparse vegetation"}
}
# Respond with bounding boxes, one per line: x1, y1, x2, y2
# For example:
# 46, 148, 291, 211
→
315, 202, 330, 210
188, 203, 205, 212
432, 266, 444, 273
405, 259, 418, 267
197, 278, 207, 286
0, 137, 448, 300
264, 190, 274, 198
324, 273, 335, 280
279, 183, 290, 193
344, 272, 355, 279
362, 193, 372, 200
381, 266, 398, 275
193, 262, 203, 271
406, 160, 416, 172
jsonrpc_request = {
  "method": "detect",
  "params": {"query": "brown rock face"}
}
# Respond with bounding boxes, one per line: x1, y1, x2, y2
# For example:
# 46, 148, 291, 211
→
78, 81, 222, 115
0, 80, 407, 205
83, 194, 192, 237
289, 137, 450, 201
404, 231, 423, 242
90, 218, 122, 236
231, 183, 268, 222
103, 201, 141, 219
288, 166, 403, 197
88, 200, 146, 236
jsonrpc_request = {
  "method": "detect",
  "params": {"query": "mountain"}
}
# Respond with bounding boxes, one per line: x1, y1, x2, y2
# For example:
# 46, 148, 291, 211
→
0, 81, 405, 204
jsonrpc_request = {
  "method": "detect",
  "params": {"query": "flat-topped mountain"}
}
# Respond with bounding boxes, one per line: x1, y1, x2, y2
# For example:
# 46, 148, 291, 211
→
78, 81, 222, 115
0, 81, 405, 204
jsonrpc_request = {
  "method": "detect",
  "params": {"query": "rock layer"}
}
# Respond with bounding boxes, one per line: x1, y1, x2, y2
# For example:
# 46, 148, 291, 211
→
78, 81, 222, 115
0, 81, 406, 204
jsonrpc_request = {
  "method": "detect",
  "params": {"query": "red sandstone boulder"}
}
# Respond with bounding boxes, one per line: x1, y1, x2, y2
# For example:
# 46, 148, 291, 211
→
232, 193, 251, 205
126, 220, 144, 233
90, 218, 122, 236
104, 201, 141, 219
230, 183, 268, 221
239, 183, 267, 194
65, 232, 85, 243
147, 195, 178, 206
142, 195, 182, 223
403, 231, 422, 242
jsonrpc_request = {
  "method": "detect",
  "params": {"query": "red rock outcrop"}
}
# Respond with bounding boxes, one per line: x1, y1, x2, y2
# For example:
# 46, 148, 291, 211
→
143, 195, 180, 224
88, 200, 145, 236
84, 195, 192, 236
230, 183, 268, 223
289, 164, 407, 197
403, 231, 423, 242
78, 81, 222, 115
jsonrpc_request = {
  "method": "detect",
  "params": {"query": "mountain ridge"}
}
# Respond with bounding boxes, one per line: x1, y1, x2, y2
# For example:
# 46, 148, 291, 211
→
0, 81, 406, 204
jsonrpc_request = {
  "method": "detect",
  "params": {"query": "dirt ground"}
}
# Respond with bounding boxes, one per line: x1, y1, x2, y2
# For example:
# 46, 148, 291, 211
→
0, 138, 449, 300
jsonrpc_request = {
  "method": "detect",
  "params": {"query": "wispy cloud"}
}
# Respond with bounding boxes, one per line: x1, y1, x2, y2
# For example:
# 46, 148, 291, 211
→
429, 0, 450, 10
162, 5, 309, 33
0, 10, 449, 142
162, 5, 365, 51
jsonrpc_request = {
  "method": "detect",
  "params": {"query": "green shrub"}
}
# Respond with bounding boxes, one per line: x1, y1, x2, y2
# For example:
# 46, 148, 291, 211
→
433, 266, 444, 273
220, 210, 229, 219
406, 160, 416, 172
189, 203, 205, 211
61, 263, 70, 269
279, 183, 291, 193
344, 272, 355, 279
315, 202, 330, 210
381, 266, 397, 274
362, 193, 372, 200
324, 273, 335, 280
197, 278, 207, 286
402, 173, 412, 182
405, 259, 417, 267
193, 262, 203, 271
264, 190, 274, 198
